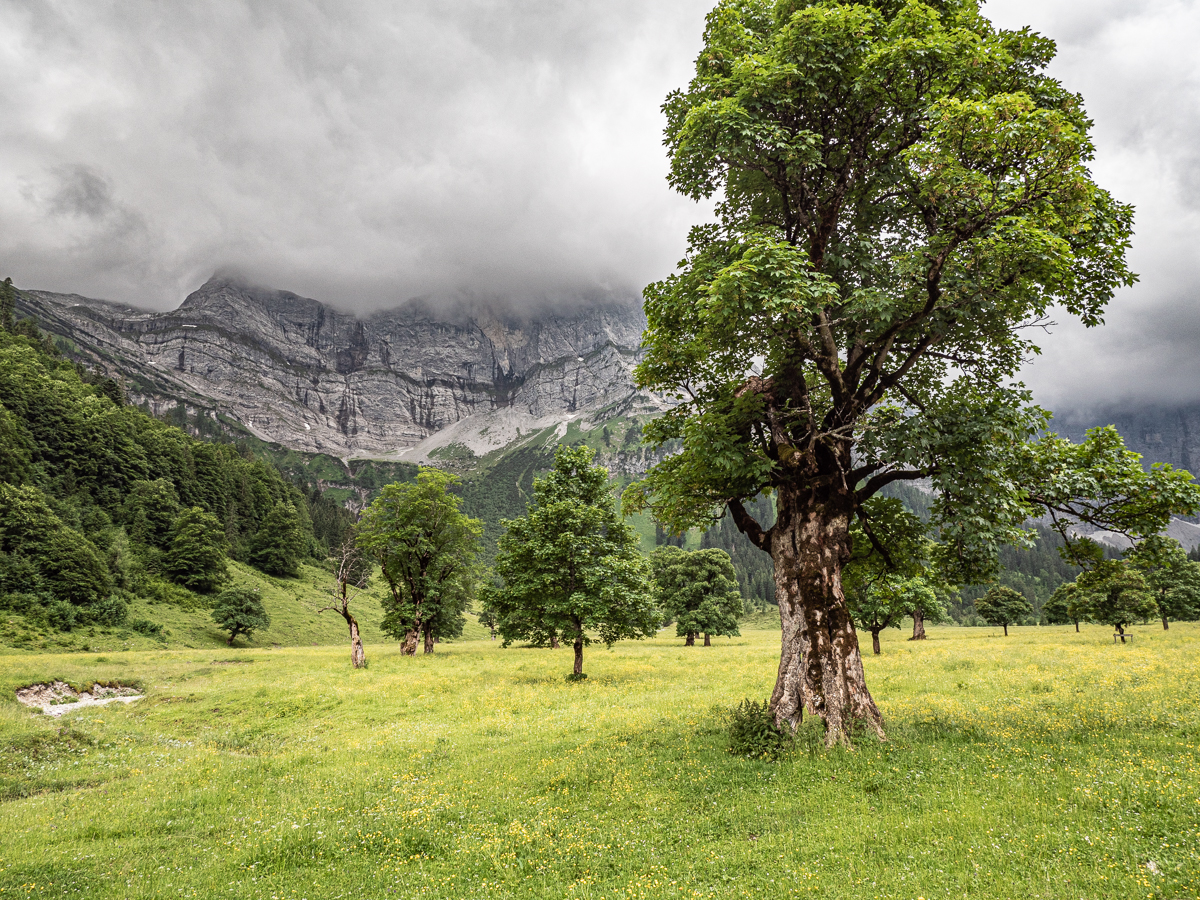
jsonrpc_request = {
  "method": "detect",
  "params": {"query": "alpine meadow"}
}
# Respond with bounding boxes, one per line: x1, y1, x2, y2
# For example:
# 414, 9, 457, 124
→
2, 1, 1200, 899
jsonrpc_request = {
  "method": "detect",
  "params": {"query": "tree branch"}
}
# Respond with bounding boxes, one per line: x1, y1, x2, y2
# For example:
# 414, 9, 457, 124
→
728, 498, 772, 553
856, 468, 928, 503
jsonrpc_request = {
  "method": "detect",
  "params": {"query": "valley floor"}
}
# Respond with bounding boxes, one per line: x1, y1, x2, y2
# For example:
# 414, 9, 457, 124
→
0, 624, 1197, 899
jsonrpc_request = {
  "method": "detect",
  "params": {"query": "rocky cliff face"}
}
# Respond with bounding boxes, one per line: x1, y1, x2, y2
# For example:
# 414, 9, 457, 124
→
18, 277, 664, 459
1050, 404, 1200, 472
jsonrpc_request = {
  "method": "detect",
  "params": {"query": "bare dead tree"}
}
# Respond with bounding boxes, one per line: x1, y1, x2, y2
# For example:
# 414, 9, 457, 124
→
320, 538, 370, 668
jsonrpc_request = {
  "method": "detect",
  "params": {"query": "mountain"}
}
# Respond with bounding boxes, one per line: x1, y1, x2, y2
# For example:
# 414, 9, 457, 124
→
16, 277, 665, 461
1049, 404, 1200, 472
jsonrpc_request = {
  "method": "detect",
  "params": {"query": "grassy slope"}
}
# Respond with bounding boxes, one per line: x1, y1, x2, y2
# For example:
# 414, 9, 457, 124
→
0, 562, 490, 654
0, 624, 1197, 898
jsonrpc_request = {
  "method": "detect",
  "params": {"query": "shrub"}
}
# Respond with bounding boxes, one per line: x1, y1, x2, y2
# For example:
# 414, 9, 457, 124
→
728, 698, 792, 761
43, 599, 77, 632
129, 618, 164, 637
81, 593, 129, 627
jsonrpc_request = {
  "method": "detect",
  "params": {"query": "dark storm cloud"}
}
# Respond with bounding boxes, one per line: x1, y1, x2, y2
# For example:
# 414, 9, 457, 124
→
0, 0, 712, 310
1, 1, 1199, 409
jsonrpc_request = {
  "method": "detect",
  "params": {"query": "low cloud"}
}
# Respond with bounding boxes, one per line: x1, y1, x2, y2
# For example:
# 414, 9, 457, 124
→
0, 0, 713, 310
1, 0, 1199, 412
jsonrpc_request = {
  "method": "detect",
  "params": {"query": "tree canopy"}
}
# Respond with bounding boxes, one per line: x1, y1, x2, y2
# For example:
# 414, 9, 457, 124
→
651, 546, 743, 645
211, 586, 270, 646
488, 445, 658, 678
975, 585, 1032, 636
1125, 536, 1200, 630
1068, 561, 1156, 641
623, 0, 1200, 745
356, 468, 481, 656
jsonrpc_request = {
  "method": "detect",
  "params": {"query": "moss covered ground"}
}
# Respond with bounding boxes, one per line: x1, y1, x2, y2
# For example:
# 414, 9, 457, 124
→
0, 623, 1197, 898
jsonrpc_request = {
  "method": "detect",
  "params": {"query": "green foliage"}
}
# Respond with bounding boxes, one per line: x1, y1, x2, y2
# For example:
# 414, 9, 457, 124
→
210, 586, 271, 645
976, 586, 1033, 635
0, 278, 14, 333
623, 0, 1195, 588
1043, 583, 1079, 627
128, 617, 164, 637
488, 446, 658, 673
163, 506, 229, 592
0, 483, 112, 611
248, 502, 308, 578
650, 546, 742, 642
121, 479, 181, 548
356, 468, 482, 648
1068, 561, 1158, 636
0, 314, 320, 628
728, 698, 791, 761
1125, 535, 1200, 627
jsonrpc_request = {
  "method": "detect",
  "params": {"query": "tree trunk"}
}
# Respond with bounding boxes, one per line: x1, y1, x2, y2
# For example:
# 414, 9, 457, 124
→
1074, 620, 1080, 633
910, 608, 926, 641
1002, 623, 1008, 636
228, 631, 236, 646
685, 631, 695, 646
423, 622, 435, 654
550, 633, 560, 649
573, 638, 584, 675
340, 607, 366, 669
1161, 613, 1169, 631
768, 484, 884, 747
1117, 624, 1126, 643
871, 629, 881, 655
704, 632, 712, 646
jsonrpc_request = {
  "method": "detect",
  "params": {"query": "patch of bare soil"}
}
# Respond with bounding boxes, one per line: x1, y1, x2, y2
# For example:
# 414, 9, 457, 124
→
16, 681, 143, 717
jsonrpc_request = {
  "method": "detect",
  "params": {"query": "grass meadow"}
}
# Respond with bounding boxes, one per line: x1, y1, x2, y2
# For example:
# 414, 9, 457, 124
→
0, 622, 1197, 899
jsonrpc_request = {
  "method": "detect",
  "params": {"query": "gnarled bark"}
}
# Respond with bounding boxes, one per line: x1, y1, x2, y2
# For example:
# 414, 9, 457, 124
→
685, 631, 695, 646
573, 637, 584, 675
703, 632, 712, 646
871, 629, 881, 655
422, 622, 435, 654
910, 608, 926, 641
767, 485, 884, 748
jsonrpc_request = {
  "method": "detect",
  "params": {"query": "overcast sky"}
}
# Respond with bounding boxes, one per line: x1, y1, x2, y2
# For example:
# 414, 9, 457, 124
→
1, 0, 1197, 411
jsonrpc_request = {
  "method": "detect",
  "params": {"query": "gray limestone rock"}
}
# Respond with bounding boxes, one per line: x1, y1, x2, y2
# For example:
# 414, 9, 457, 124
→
17, 277, 667, 460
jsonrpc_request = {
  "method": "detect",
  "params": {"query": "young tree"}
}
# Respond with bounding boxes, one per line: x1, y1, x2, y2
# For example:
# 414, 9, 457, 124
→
651, 546, 743, 646
848, 575, 923, 655
162, 506, 229, 593
320, 538, 371, 668
478, 596, 499, 640
211, 586, 270, 646
975, 586, 1032, 637
1068, 561, 1156, 642
249, 502, 308, 577
490, 446, 658, 678
842, 497, 941, 652
1125, 536, 1200, 630
624, 0, 1200, 744
356, 469, 481, 656
1043, 583, 1081, 631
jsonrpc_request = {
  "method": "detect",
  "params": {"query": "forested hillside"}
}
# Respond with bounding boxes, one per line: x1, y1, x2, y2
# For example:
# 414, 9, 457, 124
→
0, 280, 362, 642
